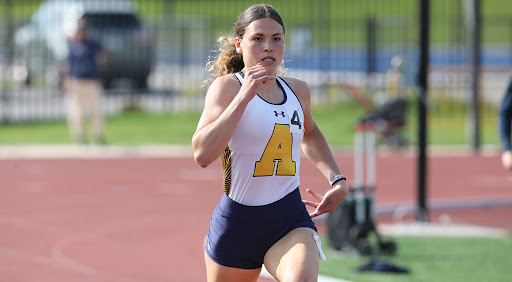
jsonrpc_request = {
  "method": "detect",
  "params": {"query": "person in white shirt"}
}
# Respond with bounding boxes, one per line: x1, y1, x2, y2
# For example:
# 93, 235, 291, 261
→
192, 4, 349, 281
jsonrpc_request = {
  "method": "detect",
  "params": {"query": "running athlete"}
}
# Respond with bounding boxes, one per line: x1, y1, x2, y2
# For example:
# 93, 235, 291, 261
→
192, 4, 349, 281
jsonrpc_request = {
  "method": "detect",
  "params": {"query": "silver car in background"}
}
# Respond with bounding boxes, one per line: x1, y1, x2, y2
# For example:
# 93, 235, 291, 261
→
14, 0, 153, 89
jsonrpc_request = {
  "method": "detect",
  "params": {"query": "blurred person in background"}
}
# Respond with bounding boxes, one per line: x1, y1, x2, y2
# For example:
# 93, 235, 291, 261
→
192, 4, 348, 281
499, 75, 512, 171
60, 17, 108, 145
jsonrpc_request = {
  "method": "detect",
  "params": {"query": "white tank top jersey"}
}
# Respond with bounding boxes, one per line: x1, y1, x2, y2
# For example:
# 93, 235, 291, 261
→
221, 72, 305, 206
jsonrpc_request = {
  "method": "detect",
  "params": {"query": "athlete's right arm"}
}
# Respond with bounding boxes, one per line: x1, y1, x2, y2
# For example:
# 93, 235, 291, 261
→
192, 66, 270, 168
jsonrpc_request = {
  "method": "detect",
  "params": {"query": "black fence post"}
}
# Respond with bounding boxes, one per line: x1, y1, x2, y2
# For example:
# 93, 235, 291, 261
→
366, 17, 377, 75
417, 0, 430, 223
469, 0, 481, 152
1, 0, 13, 124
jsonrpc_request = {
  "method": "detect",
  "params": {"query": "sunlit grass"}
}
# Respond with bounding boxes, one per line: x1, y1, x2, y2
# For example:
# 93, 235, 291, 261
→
0, 98, 500, 148
320, 235, 512, 282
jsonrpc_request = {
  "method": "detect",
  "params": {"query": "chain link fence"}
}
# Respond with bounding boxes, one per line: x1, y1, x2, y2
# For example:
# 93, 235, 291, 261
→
0, 0, 511, 124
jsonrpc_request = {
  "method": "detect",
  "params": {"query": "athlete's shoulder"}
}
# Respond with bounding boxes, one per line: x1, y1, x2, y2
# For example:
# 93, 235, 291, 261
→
279, 76, 307, 87
210, 73, 241, 90
206, 73, 242, 101
279, 76, 311, 102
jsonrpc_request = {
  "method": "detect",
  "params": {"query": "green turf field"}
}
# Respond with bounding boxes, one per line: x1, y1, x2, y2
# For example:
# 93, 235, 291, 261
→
320, 235, 512, 282
0, 99, 500, 147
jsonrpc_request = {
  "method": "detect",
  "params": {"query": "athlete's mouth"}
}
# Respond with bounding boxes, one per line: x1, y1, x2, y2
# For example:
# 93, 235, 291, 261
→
261, 56, 276, 62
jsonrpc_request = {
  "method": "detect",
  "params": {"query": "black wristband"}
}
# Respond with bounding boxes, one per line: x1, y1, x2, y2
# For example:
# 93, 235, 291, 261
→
329, 174, 346, 187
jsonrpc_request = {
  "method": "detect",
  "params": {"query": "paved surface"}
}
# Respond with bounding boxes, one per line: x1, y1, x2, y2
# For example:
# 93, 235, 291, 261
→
0, 145, 510, 281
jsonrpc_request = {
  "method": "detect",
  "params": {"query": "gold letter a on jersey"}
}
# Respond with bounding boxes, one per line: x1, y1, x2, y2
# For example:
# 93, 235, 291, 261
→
254, 124, 296, 176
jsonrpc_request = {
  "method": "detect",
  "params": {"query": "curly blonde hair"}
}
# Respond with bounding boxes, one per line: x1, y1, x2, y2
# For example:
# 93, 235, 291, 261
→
203, 4, 287, 86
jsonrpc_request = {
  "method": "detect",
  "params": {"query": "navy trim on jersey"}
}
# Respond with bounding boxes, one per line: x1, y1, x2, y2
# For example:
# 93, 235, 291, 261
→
276, 76, 305, 116
234, 72, 287, 105
233, 72, 243, 85
275, 77, 288, 105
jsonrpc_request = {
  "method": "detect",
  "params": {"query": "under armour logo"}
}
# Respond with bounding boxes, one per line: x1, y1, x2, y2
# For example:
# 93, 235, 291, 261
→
274, 111, 285, 117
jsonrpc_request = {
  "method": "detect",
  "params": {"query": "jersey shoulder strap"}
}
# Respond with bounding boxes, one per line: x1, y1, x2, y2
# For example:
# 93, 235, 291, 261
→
233, 72, 244, 85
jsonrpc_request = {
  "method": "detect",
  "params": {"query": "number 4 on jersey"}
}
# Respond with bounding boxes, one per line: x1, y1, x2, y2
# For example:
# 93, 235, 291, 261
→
290, 110, 302, 130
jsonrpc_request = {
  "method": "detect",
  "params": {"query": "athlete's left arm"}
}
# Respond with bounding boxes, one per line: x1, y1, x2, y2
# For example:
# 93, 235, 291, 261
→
286, 78, 349, 217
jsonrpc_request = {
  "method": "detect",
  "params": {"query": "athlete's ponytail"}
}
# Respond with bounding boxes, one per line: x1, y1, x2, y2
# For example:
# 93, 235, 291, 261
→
203, 4, 286, 86
203, 36, 244, 86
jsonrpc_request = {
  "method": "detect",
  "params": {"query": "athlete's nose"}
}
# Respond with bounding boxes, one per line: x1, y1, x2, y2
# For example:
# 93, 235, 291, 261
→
263, 39, 273, 52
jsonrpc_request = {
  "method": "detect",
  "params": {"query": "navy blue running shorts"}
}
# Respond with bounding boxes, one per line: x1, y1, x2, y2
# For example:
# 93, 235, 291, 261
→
205, 187, 317, 269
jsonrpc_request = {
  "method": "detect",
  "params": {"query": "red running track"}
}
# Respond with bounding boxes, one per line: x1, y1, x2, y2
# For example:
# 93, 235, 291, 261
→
1, 151, 510, 281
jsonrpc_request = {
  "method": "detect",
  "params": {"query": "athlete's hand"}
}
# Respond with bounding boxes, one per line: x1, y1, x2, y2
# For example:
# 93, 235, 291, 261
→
303, 182, 349, 218
241, 64, 276, 95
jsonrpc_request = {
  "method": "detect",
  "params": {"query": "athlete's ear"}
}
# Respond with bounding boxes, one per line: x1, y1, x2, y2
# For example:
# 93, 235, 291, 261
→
235, 37, 243, 54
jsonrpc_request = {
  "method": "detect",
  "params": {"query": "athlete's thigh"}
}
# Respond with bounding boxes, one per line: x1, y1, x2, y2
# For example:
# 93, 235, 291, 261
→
263, 227, 319, 281
204, 251, 261, 282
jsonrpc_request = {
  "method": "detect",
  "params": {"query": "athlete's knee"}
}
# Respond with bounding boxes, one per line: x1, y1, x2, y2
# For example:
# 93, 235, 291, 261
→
279, 266, 318, 282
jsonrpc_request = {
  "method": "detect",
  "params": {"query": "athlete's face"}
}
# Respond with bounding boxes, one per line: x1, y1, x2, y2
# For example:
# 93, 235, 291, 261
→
236, 18, 285, 76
